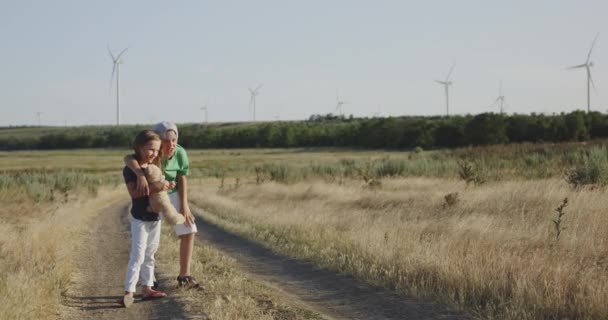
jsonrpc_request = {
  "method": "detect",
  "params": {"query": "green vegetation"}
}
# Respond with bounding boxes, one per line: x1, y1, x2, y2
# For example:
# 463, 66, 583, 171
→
3, 111, 608, 150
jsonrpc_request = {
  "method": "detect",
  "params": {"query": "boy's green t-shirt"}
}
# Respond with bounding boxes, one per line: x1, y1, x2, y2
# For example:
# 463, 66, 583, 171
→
162, 144, 189, 194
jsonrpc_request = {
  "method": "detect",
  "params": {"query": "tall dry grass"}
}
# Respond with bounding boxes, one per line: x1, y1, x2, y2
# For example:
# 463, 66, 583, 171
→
0, 187, 124, 320
191, 178, 608, 319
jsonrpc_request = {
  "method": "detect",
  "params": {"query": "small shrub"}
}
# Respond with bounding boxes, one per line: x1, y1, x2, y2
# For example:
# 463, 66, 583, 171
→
565, 147, 608, 188
443, 192, 459, 208
373, 158, 405, 178
458, 160, 485, 185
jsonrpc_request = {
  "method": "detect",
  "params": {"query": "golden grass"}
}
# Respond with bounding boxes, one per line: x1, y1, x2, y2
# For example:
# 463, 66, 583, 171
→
0, 188, 124, 320
191, 177, 608, 319
155, 217, 322, 319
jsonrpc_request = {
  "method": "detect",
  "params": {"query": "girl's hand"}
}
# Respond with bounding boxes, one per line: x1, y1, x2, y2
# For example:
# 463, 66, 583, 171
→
137, 175, 150, 196
182, 206, 195, 226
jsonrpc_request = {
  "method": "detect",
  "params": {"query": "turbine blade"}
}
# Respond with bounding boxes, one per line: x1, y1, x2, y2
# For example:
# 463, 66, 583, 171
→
109, 63, 117, 94
116, 47, 129, 60
568, 64, 587, 69
107, 45, 116, 61
589, 70, 597, 93
435, 80, 446, 85
255, 84, 263, 92
446, 63, 455, 81
586, 33, 599, 63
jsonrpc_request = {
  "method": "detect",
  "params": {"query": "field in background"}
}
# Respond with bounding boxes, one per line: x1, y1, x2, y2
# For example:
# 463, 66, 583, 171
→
2, 142, 608, 319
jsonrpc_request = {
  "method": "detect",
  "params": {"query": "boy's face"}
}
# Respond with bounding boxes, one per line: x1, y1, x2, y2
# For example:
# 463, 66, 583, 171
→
161, 130, 178, 157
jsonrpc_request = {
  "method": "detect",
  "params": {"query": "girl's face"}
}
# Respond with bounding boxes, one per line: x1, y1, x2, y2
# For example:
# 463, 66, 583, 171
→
161, 130, 178, 157
138, 140, 161, 164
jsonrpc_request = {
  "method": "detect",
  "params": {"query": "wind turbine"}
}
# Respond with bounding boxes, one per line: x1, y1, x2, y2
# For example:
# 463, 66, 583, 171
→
489, 80, 506, 114
568, 33, 599, 113
248, 84, 263, 121
335, 90, 348, 116
107, 45, 129, 125
200, 104, 208, 124
36, 112, 43, 126
435, 63, 455, 116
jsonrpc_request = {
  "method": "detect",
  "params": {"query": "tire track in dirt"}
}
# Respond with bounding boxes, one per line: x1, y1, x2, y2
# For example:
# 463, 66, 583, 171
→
195, 213, 470, 320
60, 200, 192, 320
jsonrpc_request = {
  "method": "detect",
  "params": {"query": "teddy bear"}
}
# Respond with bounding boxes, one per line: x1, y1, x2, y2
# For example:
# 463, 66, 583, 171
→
144, 164, 186, 225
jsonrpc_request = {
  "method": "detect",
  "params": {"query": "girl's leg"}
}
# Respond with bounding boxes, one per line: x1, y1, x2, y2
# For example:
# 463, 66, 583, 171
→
179, 233, 195, 277
140, 220, 161, 290
124, 217, 148, 293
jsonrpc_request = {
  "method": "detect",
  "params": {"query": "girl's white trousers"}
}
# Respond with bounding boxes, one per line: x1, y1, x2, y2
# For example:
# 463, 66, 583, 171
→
124, 216, 161, 293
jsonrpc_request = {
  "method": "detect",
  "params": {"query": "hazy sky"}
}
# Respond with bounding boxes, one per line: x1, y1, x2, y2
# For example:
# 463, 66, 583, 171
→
1, 1, 607, 126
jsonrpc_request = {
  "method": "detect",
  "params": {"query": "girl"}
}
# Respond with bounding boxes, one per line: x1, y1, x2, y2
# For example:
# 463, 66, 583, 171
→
125, 122, 202, 289
120, 130, 173, 307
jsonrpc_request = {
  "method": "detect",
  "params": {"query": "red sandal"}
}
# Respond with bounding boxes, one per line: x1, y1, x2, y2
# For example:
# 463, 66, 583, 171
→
142, 290, 167, 300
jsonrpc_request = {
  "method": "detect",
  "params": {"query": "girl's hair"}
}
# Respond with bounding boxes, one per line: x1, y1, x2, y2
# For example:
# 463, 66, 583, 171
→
132, 130, 162, 167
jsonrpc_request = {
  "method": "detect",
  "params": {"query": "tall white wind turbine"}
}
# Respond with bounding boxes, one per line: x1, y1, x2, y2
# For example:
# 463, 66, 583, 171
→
248, 84, 263, 121
108, 46, 129, 125
335, 90, 348, 116
200, 104, 208, 124
435, 63, 455, 116
490, 80, 506, 114
568, 33, 599, 113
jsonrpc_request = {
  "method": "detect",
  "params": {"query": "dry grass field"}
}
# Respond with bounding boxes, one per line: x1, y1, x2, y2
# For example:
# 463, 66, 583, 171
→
192, 177, 608, 319
2, 144, 608, 319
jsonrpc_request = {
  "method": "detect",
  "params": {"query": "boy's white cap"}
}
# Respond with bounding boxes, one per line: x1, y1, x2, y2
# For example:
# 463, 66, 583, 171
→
153, 121, 178, 140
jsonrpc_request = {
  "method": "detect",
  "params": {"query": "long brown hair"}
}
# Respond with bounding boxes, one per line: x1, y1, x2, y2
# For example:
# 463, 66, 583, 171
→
132, 130, 162, 167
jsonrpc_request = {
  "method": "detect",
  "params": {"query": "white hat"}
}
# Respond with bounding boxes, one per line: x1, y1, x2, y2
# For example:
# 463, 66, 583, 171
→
152, 121, 178, 140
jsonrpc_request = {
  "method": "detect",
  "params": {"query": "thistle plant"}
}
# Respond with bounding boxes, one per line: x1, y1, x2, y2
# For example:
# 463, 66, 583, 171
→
553, 198, 568, 241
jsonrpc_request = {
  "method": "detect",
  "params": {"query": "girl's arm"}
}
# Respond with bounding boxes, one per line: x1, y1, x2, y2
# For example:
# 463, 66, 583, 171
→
177, 174, 195, 225
124, 155, 149, 195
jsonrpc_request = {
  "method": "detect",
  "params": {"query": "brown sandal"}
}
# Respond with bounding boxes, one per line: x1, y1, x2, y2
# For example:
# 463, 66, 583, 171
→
177, 275, 203, 290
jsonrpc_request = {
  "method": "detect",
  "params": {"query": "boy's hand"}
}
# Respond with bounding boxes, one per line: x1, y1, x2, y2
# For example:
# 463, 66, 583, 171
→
168, 181, 176, 190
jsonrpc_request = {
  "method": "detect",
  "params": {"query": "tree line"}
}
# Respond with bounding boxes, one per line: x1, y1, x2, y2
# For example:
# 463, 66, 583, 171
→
2, 111, 607, 150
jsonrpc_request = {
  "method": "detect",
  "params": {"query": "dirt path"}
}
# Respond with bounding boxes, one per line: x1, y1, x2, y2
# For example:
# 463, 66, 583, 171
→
60, 201, 191, 320
195, 213, 471, 320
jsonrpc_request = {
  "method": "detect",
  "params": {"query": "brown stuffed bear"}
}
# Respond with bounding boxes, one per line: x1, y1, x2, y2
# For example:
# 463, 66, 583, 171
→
145, 164, 186, 225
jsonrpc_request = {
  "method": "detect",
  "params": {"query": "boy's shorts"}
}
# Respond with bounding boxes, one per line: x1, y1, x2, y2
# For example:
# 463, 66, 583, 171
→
168, 192, 198, 236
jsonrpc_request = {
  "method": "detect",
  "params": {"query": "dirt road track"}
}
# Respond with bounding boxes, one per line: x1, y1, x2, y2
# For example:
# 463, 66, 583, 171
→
59, 198, 470, 320
60, 201, 195, 320
195, 212, 471, 320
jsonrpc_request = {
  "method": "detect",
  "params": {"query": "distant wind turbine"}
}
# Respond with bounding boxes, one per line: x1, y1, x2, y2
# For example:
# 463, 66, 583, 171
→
489, 80, 506, 114
107, 45, 129, 125
36, 112, 43, 126
248, 84, 263, 121
200, 104, 208, 124
568, 33, 599, 113
435, 63, 455, 116
335, 90, 348, 116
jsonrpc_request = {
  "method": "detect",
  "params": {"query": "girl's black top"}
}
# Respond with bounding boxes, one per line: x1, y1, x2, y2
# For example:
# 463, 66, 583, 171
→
123, 166, 160, 221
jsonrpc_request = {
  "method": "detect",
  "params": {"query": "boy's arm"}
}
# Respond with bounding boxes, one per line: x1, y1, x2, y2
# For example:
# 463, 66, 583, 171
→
124, 155, 150, 195
177, 174, 194, 225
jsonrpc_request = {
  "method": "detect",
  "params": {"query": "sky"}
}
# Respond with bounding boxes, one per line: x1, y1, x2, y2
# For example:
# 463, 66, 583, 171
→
1, 0, 607, 126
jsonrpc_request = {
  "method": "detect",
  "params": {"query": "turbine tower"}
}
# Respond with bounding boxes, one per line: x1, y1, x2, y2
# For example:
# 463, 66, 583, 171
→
36, 112, 43, 126
490, 80, 506, 114
435, 63, 455, 116
248, 84, 263, 121
335, 90, 348, 116
200, 104, 208, 124
568, 33, 599, 113
108, 45, 129, 125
